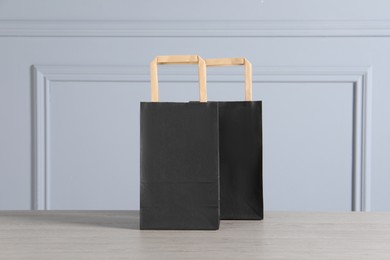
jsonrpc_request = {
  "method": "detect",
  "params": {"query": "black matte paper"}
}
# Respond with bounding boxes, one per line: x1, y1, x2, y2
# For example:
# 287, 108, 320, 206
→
140, 102, 220, 230
217, 101, 263, 220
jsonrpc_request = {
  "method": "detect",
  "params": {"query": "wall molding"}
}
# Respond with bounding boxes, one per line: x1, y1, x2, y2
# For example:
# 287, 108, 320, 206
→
32, 65, 372, 211
3, 19, 390, 37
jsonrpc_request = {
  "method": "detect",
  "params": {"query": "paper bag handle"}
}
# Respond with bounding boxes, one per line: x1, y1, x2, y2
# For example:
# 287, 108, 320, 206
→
205, 58, 252, 101
150, 55, 207, 102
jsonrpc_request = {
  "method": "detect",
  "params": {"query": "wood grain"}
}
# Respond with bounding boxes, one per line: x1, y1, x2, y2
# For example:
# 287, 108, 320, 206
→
1, 211, 390, 259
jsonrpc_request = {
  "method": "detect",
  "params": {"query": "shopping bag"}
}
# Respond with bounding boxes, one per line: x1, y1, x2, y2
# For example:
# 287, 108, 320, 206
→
140, 55, 220, 230
206, 58, 263, 220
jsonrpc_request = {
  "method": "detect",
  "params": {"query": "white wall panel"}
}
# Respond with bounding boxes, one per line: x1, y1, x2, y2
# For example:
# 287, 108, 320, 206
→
1, 0, 390, 20
1, 0, 390, 210
30, 64, 369, 210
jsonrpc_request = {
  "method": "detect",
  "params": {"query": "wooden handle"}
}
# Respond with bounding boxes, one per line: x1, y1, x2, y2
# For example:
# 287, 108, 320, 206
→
205, 58, 252, 101
150, 55, 207, 102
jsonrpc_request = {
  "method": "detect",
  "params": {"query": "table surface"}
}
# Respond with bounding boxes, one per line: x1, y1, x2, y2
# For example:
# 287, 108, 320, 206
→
1, 211, 390, 259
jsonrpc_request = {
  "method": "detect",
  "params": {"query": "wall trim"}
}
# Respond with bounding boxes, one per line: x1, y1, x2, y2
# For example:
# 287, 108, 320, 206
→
3, 19, 390, 37
32, 65, 372, 211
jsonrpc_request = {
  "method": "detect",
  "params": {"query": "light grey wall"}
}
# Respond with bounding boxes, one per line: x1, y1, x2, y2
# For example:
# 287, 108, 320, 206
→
1, 0, 390, 211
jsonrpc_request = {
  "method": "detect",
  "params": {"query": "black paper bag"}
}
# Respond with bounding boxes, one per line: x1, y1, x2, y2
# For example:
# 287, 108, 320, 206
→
140, 56, 220, 230
218, 101, 262, 220
206, 58, 263, 220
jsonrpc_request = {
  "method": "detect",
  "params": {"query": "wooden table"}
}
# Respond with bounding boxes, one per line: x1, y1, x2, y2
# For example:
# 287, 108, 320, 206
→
1, 211, 390, 259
